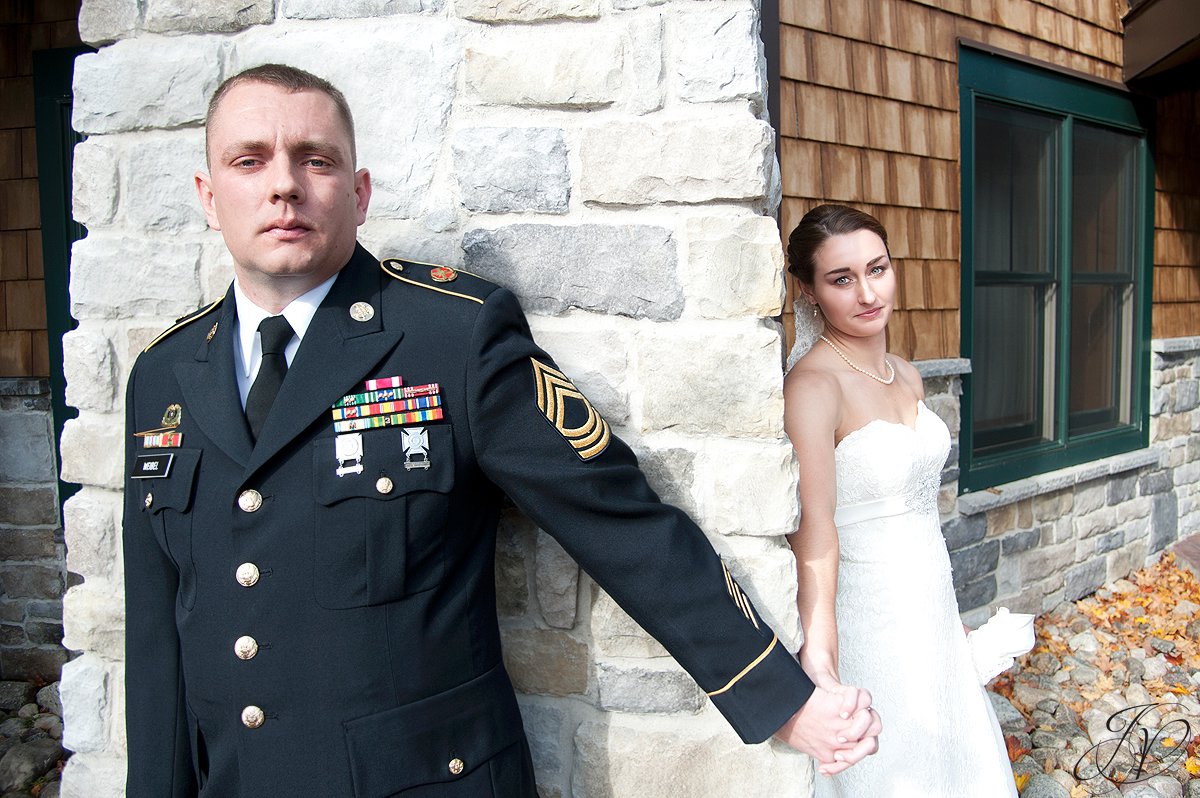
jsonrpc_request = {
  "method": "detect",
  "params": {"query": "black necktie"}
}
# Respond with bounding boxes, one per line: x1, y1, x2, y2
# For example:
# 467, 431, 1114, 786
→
245, 315, 294, 441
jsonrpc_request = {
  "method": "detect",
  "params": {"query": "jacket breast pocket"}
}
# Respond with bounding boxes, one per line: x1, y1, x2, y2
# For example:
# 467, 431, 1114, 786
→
312, 424, 455, 609
138, 448, 202, 610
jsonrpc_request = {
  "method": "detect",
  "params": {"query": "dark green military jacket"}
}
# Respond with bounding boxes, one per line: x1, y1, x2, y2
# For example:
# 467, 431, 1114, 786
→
123, 244, 813, 797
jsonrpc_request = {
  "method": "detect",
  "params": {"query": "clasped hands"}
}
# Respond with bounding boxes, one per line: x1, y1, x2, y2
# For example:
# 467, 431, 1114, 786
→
774, 680, 881, 776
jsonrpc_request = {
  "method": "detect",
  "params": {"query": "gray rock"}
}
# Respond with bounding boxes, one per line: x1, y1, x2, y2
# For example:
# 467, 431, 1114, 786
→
989, 692, 1026, 733
1031, 728, 1069, 749
462, 224, 682, 321
1021, 772, 1070, 798
1068, 630, 1100, 654
1126, 656, 1146, 681
41, 780, 60, 798
1184, 779, 1200, 798
1036, 698, 1062, 715
1149, 636, 1177, 655
1069, 662, 1102, 685
0, 738, 63, 792
1030, 652, 1061, 675
14, 707, 34, 721
1121, 786, 1166, 798
0, 686, 34, 714
0, 719, 26, 738
949, 539, 1000, 588
33, 685, 59, 719
31, 716, 60, 740
453, 128, 570, 214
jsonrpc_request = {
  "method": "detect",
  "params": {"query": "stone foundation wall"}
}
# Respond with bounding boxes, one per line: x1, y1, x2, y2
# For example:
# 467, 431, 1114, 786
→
935, 339, 1196, 627
60, 1, 813, 795
0, 378, 67, 683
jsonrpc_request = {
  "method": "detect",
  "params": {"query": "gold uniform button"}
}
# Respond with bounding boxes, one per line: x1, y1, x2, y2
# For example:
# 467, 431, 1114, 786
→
238, 489, 263, 513
235, 562, 260, 587
241, 705, 265, 729
144, 492, 154, 509
375, 476, 394, 495
234, 635, 259, 660
448, 758, 465, 776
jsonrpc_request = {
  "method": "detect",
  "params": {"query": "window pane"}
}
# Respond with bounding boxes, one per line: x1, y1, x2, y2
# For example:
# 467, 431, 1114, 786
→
1069, 284, 1131, 434
1072, 124, 1139, 275
974, 101, 1059, 276
972, 284, 1055, 452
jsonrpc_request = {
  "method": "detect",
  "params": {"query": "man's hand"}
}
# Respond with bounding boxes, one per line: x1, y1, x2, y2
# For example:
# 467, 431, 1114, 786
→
774, 683, 881, 776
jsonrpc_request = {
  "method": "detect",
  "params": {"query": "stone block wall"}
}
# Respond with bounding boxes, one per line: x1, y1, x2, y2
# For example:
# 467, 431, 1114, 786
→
0, 378, 67, 682
60, 1, 813, 795
933, 339, 1199, 628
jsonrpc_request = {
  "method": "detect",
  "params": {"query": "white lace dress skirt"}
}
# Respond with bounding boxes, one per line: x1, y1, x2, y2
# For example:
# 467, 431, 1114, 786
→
813, 402, 1017, 798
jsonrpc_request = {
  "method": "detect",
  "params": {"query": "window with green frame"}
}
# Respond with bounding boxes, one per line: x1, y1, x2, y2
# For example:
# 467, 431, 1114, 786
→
958, 45, 1153, 493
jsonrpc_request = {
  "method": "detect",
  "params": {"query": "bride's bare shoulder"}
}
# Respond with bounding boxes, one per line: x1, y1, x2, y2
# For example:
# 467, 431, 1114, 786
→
887, 354, 925, 398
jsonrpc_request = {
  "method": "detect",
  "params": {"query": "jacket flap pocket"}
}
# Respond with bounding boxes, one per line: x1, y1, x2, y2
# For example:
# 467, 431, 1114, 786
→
139, 448, 202, 515
313, 425, 454, 506
343, 664, 524, 797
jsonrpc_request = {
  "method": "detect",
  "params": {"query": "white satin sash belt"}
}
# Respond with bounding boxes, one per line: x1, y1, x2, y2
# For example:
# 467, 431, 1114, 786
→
834, 495, 910, 527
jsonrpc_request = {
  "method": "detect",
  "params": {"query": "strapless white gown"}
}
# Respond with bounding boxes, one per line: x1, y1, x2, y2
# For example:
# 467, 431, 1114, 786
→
814, 402, 1017, 798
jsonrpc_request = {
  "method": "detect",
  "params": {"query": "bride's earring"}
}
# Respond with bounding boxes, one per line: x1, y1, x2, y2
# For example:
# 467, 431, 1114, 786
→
811, 304, 819, 318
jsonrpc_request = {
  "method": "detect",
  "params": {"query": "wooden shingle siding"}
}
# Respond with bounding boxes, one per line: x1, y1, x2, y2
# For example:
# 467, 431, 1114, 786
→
776, 0, 1195, 361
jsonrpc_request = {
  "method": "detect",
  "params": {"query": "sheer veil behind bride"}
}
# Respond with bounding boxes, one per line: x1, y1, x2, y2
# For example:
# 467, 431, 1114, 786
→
785, 299, 824, 373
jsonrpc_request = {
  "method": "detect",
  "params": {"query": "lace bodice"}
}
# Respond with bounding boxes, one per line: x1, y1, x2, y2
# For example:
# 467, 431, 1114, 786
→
833, 401, 951, 519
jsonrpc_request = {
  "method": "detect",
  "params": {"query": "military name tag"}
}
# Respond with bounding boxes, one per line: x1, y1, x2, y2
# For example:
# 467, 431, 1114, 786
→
132, 453, 175, 479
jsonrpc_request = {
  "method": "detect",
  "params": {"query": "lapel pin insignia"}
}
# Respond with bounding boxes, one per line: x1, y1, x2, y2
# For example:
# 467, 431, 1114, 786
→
430, 266, 457, 283
206, 322, 219, 342
350, 302, 375, 322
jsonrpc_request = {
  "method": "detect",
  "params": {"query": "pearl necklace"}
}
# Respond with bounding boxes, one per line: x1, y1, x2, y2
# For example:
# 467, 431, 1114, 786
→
819, 335, 895, 385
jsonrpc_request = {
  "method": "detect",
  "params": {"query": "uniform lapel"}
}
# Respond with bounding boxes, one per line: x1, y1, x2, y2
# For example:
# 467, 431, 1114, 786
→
244, 245, 403, 478
174, 290, 255, 467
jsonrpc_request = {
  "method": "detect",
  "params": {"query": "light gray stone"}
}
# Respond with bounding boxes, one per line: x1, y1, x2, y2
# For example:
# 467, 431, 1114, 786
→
579, 116, 772, 205
637, 320, 782, 436
62, 329, 117, 414
515, 698, 566, 789
59, 416, 124, 491
455, 0, 598, 23
59, 655, 110, 755
144, 0, 273, 33
692, 437, 797, 537
988, 691, 1026, 733
526, 314, 630, 423
1151, 492, 1179, 552
462, 224, 681, 320
535, 531, 579, 630
70, 236, 203, 321
596, 658, 704, 713
77, 0, 139, 45
283, 0, 438, 18
1176, 379, 1200, 412
452, 128, 569, 214
0, 682, 36, 712
674, 8, 762, 104
1065, 559, 1106, 601
71, 139, 118, 227
633, 444, 699, 520
124, 131, 209, 234
495, 513, 532, 618
0, 414, 55, 483
464, 27, 622, 108
571, 717, 811, 797
72, 38, 220, 134
681, 216, 784, 319
624, 12, 664, 114
501, 628, 588, 697
62, 585, 125, 662
590, 588, 668, 659
59, 752, 126, 798
62, 490, 121, 584
228, 24, 459, 219
1020, 772, 1070, 798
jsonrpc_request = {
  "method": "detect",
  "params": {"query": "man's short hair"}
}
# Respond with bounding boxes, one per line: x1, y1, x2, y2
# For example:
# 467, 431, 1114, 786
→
205, 64, 357, 165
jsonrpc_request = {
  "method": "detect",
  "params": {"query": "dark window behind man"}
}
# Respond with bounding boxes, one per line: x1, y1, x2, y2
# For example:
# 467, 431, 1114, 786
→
122, 64, 880, 796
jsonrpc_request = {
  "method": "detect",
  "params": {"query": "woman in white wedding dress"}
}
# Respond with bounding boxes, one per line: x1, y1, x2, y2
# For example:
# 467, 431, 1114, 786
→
783, 205, 1017, 798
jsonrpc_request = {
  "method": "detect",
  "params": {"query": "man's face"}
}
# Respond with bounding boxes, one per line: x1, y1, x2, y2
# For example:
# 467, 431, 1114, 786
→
195, 81, 371, 289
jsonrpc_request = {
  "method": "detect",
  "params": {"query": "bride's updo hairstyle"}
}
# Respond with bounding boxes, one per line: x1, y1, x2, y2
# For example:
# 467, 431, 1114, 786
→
787, 204, 890, 285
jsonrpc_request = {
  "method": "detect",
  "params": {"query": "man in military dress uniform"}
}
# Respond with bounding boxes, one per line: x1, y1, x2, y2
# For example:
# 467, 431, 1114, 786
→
123, 65, 880, 797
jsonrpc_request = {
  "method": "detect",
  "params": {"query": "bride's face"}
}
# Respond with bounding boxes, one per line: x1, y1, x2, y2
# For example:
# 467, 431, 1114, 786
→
805, 229, 895, 339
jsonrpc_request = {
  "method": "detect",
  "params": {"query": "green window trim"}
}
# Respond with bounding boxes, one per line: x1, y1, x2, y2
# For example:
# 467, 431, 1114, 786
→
958, 44, 1154, 494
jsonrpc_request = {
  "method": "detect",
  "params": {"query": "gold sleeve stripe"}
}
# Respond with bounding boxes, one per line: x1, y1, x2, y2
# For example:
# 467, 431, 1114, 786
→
380, 260, 484, 304
143, 299, 223, 352
721, 562, 761, 630
705, 634, 778, 697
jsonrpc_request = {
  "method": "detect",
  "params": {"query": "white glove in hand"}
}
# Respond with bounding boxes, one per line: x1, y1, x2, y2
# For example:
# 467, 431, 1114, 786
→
967, 607, 1035, 684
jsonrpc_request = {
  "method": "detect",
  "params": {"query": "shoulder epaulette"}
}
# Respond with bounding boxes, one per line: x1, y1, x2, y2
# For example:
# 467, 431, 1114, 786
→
143, 297, 224, 352
379, 257, 490, 305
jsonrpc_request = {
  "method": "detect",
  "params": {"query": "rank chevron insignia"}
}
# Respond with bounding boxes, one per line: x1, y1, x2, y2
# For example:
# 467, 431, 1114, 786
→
531, 358, 610, 461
